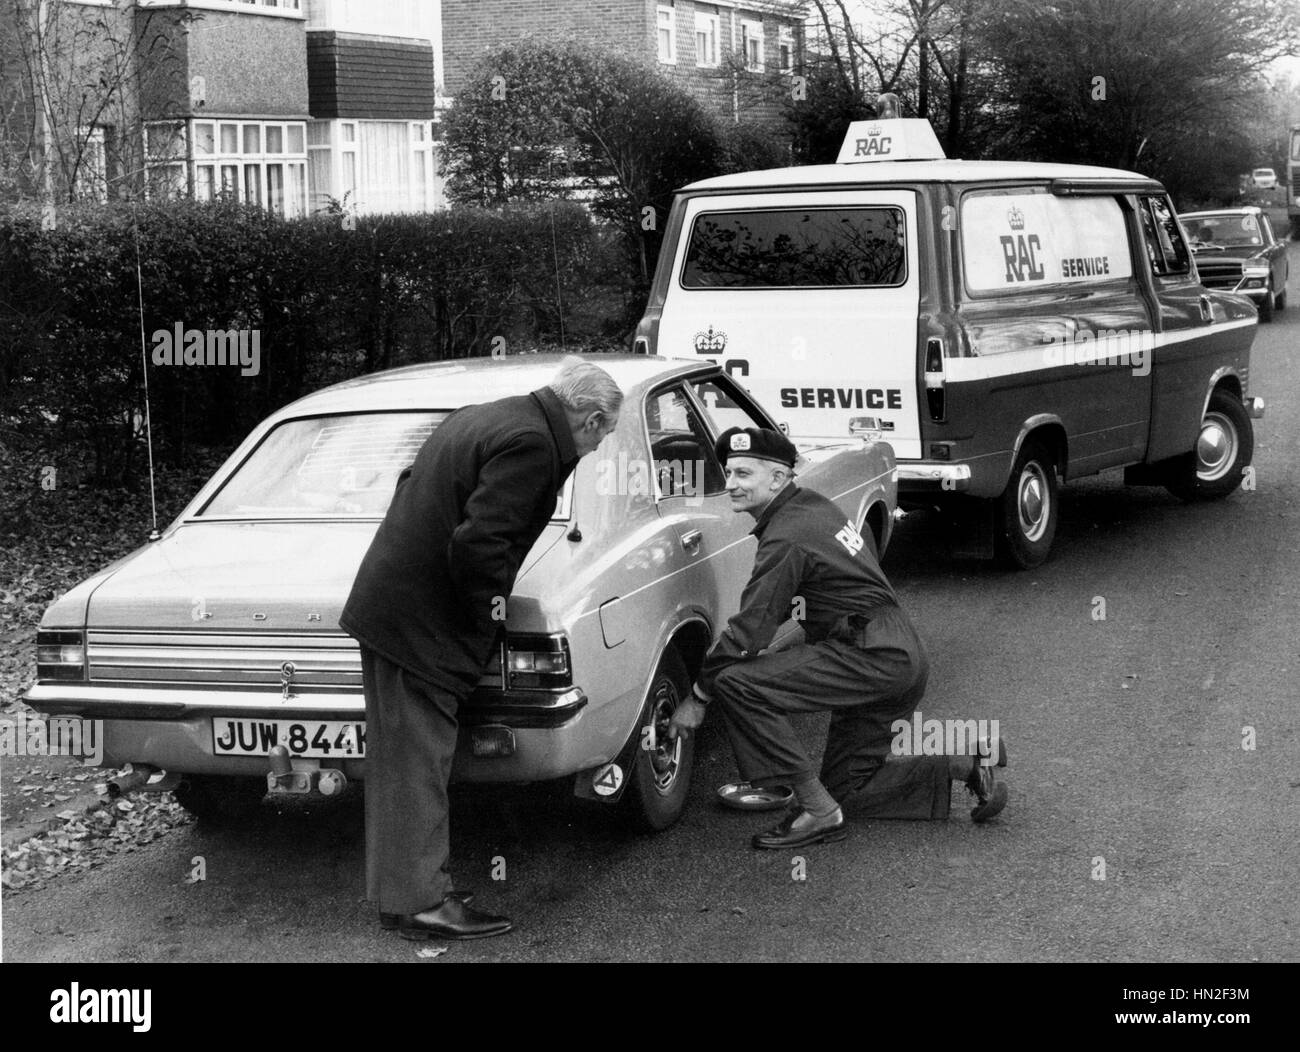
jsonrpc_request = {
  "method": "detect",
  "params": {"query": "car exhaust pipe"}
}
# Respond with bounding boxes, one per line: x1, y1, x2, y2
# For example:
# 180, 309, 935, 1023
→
107, 763, 181, 797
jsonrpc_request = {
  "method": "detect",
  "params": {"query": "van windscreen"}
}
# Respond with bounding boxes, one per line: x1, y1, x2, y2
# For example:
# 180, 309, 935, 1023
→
681, 207, 906, 289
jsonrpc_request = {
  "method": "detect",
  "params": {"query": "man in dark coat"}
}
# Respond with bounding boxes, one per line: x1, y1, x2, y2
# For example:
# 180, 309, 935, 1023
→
341, 357, 622, 939
669, 427, 1007, 849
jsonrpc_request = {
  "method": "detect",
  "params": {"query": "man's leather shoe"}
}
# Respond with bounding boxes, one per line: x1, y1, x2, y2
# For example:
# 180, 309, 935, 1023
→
752, 806, 847, 850
966, 743, 1009, 823
398, 895, 512, 941
379, 890, 472, 930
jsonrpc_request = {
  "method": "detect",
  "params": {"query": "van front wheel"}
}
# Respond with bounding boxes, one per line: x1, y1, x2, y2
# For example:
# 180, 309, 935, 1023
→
995, 440, 1058, 570
1164, 389, 1253, 502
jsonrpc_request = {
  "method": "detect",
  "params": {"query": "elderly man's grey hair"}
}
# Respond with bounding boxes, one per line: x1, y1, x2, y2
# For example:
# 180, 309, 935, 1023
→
548, 355, 623, 417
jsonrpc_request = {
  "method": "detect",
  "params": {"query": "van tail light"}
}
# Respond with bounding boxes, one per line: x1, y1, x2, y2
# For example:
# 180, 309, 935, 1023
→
924, 337, 946, 422
633, 312, 661, 355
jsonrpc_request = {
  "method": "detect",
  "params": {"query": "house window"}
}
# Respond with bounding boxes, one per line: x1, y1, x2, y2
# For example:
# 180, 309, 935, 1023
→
695, 11, 719, 68
150, 119, 308, 216
742, 19, 764, 72
73, 126, 109, 203
307, 119, 439, 215
657, 4, 676, 64
778, 25, 795, 73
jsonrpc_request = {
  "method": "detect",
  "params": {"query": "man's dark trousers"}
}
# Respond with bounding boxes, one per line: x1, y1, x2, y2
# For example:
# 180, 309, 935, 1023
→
361, 648, 465, 913
714, 606, 953, 819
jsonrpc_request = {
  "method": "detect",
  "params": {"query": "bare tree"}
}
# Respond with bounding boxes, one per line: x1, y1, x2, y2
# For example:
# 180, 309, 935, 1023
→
0, 0, 187, 205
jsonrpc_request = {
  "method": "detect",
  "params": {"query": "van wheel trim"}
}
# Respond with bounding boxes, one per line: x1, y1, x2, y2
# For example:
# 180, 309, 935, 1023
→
1017, 462, 1051, 543
1195, 411, 1238, 482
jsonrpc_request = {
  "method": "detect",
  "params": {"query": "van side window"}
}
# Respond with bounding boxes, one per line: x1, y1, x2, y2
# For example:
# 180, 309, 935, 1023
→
1140, 196, 1191, 277
682, 208, 906, 288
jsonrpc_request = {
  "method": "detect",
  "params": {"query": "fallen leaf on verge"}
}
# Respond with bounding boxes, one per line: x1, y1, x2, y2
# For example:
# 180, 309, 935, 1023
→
416, 946, 447, 959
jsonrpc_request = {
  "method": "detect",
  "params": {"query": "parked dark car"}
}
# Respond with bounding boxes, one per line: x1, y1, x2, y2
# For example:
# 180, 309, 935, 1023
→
1182, 206, 1289, 321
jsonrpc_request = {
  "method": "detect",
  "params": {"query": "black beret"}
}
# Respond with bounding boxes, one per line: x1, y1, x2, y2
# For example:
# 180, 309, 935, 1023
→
715, 426, 797, 469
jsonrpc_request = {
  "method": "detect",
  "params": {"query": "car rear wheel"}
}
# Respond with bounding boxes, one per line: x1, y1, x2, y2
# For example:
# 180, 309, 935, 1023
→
1164, 389, 1253, 502
174, 774, 267, 824
622, 648, 695, 833
995, 439, 1058, 570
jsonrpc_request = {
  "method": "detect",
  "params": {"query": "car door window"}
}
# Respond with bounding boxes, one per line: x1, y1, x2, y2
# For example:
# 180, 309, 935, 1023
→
1139, 196, 1191, 277
645, 385, 724, 498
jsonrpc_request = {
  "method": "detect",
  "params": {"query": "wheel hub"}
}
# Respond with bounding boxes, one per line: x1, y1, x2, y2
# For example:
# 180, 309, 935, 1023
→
1017, 465, 1049, 541
1196, 412, 1237, 481
646, 685, 682, 793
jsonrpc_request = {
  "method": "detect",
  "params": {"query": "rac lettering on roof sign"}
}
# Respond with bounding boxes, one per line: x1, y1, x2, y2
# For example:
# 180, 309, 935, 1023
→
781, 387, 903, 409
854, 133, 893, 157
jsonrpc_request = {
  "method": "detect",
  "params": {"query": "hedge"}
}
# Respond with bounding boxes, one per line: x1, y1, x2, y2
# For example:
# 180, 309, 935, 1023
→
0, 198, 619, 481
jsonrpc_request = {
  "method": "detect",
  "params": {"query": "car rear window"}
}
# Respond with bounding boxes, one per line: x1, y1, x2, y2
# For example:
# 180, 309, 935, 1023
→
680, 207, 906, 288
200, 413, 447, 518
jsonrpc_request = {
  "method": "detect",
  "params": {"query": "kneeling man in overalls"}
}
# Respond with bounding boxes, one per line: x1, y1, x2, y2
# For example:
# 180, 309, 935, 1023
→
668, 427, 1007, 849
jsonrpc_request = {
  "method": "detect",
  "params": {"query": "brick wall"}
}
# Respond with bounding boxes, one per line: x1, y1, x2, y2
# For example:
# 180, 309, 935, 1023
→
442, 0, 654, 96
443, 0, 802, 131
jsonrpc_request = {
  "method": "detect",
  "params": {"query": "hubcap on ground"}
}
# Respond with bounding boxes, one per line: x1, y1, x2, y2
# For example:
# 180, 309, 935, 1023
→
1017, 463, 1049, 542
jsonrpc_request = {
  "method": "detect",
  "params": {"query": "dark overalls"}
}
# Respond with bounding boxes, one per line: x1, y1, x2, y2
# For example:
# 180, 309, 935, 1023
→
699, 484, 953, 819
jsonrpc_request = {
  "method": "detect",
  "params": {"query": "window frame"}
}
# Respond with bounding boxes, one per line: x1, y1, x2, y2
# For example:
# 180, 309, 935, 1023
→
657, 4, 677, 65
741, 18, 765, 72
777, 25, 795, 73
678, 205, 910, 291
694, 10, 720, 68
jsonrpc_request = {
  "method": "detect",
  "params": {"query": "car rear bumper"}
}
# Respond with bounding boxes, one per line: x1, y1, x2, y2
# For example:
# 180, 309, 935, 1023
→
23, 683, 596, 782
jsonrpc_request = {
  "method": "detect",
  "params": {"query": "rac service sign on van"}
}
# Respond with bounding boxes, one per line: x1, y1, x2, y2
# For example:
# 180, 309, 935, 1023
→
635, 100, 1265, 569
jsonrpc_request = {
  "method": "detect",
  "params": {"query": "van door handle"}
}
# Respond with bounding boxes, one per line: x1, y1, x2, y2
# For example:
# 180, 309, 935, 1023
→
681, 529, 702, 551
1198, 295, 1214, 324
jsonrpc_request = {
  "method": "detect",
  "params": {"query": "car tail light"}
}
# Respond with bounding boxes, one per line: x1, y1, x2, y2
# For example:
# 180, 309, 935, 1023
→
36, 630, 86, 681
505, 634, 572, 689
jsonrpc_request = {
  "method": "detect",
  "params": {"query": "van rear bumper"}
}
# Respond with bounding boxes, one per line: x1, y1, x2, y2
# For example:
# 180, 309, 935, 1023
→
896, 462, 972, 490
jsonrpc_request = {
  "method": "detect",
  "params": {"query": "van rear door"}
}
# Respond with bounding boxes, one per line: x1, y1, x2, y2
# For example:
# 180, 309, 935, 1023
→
655, 190, 922, 459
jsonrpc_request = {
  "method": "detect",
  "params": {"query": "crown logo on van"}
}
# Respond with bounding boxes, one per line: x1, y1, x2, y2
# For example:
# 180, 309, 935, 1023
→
865, 124, 883, 137
694, 327, 727, 355
1007, 206, 1025, 230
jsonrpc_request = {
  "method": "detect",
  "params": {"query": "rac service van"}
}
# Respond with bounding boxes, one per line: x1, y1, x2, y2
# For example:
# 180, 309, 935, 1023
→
634, 105, 1265, 568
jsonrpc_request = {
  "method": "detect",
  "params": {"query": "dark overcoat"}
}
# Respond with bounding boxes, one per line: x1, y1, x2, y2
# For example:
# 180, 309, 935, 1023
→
340, 386, 578, 696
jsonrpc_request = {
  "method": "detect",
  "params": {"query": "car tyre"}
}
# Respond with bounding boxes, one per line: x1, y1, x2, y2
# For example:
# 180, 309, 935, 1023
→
995, 439, 1058, 570
1164, 389, 1253, 502
1259, 281, 1275, 322
174, 774, 267, 824
623, 647, 695, 833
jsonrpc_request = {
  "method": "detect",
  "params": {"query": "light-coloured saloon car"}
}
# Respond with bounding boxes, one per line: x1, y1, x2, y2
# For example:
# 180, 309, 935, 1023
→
27, 355, 896, 831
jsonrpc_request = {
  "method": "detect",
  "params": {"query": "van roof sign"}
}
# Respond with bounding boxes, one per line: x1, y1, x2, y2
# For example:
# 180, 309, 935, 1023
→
837, 119, 947, 164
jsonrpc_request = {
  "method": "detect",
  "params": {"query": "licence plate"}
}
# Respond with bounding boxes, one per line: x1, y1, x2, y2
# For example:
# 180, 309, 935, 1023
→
212, 718, 366, 758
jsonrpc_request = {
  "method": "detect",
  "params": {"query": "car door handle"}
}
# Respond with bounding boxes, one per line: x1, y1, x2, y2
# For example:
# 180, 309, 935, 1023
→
1199, 295, 1214, 324
681, 529, 702, 551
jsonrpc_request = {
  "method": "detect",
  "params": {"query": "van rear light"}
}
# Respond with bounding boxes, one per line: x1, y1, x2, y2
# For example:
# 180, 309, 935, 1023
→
924, 337, 946, 422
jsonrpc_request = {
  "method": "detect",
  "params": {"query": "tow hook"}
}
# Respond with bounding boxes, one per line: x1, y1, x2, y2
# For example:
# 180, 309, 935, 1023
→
266, 745, 347, 797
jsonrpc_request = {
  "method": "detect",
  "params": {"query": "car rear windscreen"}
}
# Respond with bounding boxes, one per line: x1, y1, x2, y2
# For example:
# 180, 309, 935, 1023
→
681, 207, 906, 288
199, 412, 446, 518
